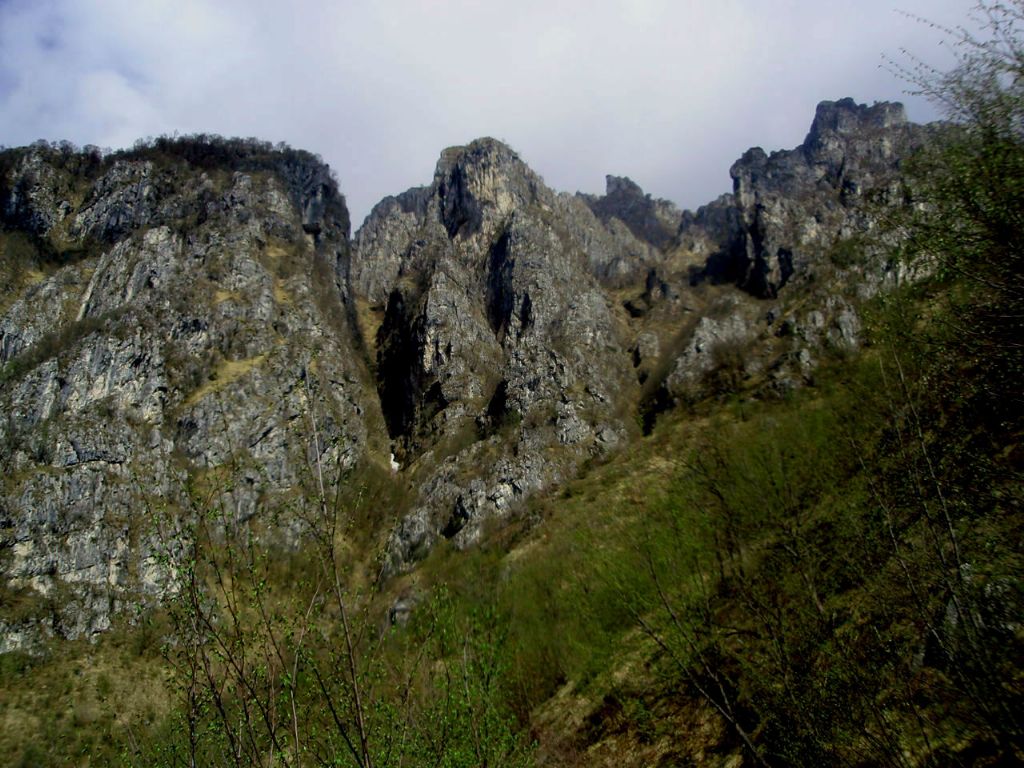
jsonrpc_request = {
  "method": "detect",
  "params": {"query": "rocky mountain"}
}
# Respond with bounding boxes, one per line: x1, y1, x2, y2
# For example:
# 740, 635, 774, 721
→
0, 139, 381, 645
353, 138, 641, 571
0, 98, 927, 648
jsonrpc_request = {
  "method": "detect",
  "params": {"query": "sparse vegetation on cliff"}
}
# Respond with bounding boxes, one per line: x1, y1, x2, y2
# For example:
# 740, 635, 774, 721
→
1, 3, 1022, 767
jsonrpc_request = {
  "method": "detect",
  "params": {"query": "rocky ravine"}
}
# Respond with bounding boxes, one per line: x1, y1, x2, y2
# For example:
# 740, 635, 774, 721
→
0, 99, 927, 647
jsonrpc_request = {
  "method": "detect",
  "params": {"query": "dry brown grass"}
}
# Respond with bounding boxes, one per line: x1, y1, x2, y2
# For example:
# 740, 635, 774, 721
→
183, 353, 267, 407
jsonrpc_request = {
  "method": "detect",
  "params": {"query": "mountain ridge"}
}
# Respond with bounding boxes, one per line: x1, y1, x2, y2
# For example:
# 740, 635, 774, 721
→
1, 97, 925, 645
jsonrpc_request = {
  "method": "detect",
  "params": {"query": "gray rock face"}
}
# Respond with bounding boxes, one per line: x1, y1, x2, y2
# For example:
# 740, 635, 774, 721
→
665, 297, 753, 393
1, 100, 931, 642
631, 99, 927, 404
581, 175, 683, 251
677, 194, 745, 280
0, 140, 374, 646
353, 139, 638, 571
724, 98, 924, 298
351, 186, 431, 304
569, 176, 694, 288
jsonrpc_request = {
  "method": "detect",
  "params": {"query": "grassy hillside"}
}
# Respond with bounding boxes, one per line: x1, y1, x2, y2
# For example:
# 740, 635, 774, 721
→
403, 282, 1021, 766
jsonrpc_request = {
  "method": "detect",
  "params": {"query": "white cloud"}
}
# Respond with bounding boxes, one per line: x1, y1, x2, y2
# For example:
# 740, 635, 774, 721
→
0, 0, 975, 224
74, 69, 161, 147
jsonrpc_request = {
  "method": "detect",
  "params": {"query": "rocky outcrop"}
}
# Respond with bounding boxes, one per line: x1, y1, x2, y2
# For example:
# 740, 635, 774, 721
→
0, 140, 376, 646
628, 98, 927, 406
677, 194, 745, 282
353, 139, 638, 571
725, 98, 924, 298
581, 175, 683, 251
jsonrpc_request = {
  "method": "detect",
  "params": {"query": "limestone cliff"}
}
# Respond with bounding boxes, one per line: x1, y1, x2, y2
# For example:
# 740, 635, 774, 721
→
1, 99, 929, 646
0, 139, 380, 645
679, 99, 924, 296
353, 139, 637, 570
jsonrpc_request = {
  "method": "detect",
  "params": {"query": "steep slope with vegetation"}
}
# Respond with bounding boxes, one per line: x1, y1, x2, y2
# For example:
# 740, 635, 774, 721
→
0, 2, 1022, 766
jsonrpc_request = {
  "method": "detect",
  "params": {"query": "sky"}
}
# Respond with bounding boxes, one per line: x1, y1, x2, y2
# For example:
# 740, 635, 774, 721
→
0, 0, 976, 227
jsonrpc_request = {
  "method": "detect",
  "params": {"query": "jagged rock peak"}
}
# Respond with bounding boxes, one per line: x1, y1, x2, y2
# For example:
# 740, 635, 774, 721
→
805, 98, 908, 146
434, 137, 523, 177
799, 98, 912, 175
433, 137, 548, 238
351, 138, 554, 303
604, 175, 645, 197
722, 97, 924, 298
580, 174, 682, 251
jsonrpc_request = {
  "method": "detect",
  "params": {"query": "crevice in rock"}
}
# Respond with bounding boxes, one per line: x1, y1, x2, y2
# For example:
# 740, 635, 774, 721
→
742, 211, 774, 298
623, 299, 648, 318
777, 247, 794, 290
485, 230, 515, 340
441, 496, 470, 539
420, 381, 448, 425
487, 379, 509, 422
439, 164, 480, 238
376, 289, 420, 441
692, 241, 747, 287
519, 293, 533, 335
477, 379, 517, 439
639, 383, 674, 436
